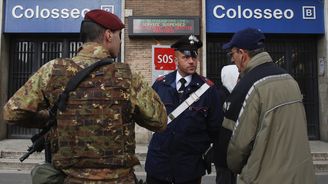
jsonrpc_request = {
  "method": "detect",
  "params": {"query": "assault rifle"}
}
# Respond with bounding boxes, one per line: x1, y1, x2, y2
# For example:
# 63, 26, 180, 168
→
19, 58, 114, 162
19, 108, 56, 162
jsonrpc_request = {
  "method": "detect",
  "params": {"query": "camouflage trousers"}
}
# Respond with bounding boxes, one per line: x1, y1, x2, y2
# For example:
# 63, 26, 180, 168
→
31, 163, 136, 184
64, 172, 136, 184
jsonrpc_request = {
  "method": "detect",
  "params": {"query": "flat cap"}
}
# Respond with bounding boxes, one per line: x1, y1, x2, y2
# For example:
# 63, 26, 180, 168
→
171, 35, 203, 57
84, 9, 124, 31
222, 27, 265, 50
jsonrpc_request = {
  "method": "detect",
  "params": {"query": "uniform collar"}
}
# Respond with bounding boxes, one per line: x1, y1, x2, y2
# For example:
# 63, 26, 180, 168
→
72, 42, 111, 67
176, 72, 192, 88
188, 73, 204, 88
241, 52, 272, 77
161, 71, 204, 91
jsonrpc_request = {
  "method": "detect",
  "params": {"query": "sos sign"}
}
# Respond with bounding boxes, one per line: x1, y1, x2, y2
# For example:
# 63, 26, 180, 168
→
153, 47, 176, 70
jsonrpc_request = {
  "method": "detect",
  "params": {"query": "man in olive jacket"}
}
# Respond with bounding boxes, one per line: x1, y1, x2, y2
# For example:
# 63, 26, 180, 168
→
221, 27, 315, 184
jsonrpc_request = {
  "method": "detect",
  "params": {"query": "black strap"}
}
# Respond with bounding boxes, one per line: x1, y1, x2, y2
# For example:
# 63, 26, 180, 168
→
57, 57, 114, 111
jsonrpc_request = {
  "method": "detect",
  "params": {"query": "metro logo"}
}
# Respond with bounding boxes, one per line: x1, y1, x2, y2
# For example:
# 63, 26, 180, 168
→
302, 6, 316, 20
100, 5, 114, 13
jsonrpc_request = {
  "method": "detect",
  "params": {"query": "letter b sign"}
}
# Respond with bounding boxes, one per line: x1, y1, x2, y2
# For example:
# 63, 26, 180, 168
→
302, 6, 316, 19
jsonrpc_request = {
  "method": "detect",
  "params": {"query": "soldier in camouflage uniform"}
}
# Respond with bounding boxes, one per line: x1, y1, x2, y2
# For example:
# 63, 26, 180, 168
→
3, 9, 167, 184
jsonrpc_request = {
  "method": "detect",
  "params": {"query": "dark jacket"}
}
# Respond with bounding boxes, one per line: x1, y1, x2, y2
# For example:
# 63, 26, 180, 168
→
213, 84, 231, 168
145, 71, 223, 183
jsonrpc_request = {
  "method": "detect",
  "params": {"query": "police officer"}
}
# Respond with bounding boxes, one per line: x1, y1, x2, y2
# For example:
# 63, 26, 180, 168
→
145, 35, 224, 184
3, 9, 167, 184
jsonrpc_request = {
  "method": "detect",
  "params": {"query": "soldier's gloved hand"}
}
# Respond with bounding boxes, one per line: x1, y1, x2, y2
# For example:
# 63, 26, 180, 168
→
33, 110, 50, 128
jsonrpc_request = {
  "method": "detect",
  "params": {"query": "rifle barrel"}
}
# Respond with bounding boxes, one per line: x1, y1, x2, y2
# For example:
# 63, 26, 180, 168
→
19, 151, 32, 162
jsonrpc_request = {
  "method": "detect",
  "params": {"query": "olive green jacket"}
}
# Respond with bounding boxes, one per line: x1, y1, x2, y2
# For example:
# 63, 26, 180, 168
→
223, 52, 315, 184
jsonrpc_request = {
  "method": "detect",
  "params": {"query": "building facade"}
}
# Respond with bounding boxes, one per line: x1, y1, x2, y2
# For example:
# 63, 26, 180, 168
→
0, 0, 327, 143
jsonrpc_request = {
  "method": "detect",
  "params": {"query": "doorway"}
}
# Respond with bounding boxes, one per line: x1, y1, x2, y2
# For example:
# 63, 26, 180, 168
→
7, 34, 81, 138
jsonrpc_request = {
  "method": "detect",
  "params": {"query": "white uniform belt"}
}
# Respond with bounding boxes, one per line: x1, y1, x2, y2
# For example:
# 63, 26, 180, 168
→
167, 83, 210, 124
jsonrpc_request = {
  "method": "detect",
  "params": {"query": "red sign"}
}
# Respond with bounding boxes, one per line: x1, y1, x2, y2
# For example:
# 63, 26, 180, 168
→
128, 16, 200, 37
154, 47, 176, 70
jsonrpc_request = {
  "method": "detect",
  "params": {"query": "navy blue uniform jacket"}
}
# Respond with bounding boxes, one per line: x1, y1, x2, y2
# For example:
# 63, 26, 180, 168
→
145, 71, 223, 183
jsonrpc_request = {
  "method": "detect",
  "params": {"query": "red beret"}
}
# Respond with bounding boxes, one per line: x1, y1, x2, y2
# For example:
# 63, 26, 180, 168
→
84, 9, 124, 31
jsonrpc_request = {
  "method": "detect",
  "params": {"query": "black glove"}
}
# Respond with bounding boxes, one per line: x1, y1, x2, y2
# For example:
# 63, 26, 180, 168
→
202, 145, 214, 174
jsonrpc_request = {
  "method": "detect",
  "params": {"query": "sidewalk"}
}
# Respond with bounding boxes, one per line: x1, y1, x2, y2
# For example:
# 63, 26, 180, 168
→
0, 139, 149, 153
1, 139, 328, 183
1, 139, 328, 174
310, 140, 328, 153
2, 139, 328, 154
0, 139, 149, 174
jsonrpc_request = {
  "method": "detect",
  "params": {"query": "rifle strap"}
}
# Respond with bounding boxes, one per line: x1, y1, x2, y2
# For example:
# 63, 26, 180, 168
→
56, 57, 114, 111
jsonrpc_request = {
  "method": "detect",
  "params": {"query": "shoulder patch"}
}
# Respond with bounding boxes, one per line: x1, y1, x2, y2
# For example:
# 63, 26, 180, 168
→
200, 76, 214, 86
156, 75, 165, 82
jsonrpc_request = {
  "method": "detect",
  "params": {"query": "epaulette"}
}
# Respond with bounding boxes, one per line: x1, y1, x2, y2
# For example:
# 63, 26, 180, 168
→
200, 76, 214, 86
156, 75, 165, 82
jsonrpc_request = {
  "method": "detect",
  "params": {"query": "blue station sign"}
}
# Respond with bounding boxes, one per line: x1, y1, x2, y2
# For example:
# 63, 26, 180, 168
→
206, 0, 324, 34
4, 0, 122, 33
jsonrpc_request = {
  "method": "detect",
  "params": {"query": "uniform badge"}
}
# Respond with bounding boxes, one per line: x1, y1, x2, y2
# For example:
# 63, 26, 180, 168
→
188, 35, 199, 45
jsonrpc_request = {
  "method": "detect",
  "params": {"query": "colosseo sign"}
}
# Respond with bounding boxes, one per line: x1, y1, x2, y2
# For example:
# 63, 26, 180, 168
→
4, 0, 122, 33
206, 0, 324, 34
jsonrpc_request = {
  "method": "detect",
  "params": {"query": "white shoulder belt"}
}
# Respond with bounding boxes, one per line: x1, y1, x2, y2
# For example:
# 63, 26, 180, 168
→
167, 82, 211, 124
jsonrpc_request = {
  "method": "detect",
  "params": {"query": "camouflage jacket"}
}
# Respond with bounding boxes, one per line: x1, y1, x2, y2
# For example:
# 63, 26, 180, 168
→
3, 42, 167, 181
